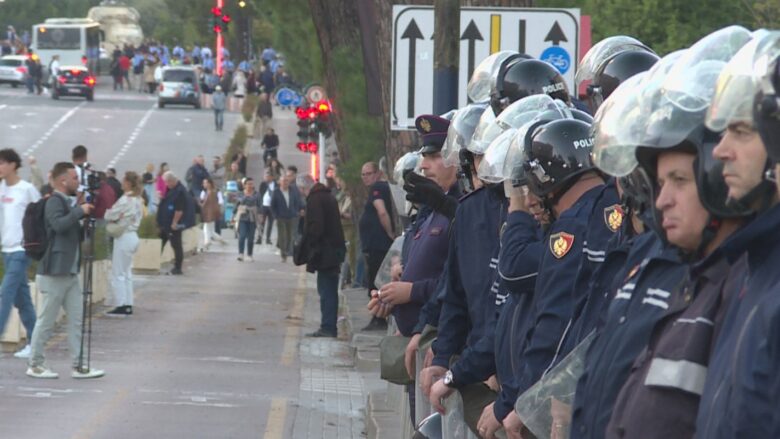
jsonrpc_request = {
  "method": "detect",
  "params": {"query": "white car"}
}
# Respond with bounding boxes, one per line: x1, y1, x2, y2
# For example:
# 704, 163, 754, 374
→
157, 66, 201, 109
0, 55, 28, 87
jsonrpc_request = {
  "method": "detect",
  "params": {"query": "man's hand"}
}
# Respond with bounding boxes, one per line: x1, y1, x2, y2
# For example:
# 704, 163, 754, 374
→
80, 203, 94, 216
423, 346, 434, 368
485, 375, 500, 392
503, 411, 525, 439
429, 378, 455, 414
367, 290, 393, 318
404, 172, 446, 207
550, 398, 572, 439
404, 333, 421, 379
419, 365, 447, 399
477, 402, 502, 439
378, 281, 413, 305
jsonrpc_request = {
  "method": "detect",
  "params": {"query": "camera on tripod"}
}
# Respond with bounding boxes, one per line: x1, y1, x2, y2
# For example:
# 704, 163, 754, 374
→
80, 163, 102, 203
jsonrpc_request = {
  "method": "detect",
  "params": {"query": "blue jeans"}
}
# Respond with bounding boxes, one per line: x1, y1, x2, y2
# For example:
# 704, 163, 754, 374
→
0, 251, 36, 340
214, 109, 224, 130
238, 220, 256, 256
317, 270, 339, 334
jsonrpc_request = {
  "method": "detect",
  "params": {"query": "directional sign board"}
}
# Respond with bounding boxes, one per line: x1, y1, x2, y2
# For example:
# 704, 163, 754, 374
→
391, 6, 580, 130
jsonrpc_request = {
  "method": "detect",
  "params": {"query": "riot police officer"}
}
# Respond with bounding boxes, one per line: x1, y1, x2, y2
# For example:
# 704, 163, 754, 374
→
695, 31, 780, 439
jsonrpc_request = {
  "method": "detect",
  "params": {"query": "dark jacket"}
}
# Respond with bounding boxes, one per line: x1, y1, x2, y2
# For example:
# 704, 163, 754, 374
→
187, 164, 209, 196
271, 185, 304, 220
257, 100, 273, 118
606, 246, 747, 439
696, 202, 780, 439
38, 192, 84, 276
571, 235, 687, 439
304, 183, 345, 272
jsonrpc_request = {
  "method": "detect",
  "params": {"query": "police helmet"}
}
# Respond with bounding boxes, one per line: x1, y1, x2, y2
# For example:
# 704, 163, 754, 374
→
412, 412, 442, 439
755, 54, 780, 164
636, 125, 750, 218
490, 59, 569, 115
589, 51, 659, 112
523, 118, 595, 198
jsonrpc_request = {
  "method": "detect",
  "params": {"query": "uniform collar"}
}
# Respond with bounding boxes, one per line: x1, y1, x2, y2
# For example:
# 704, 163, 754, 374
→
719, 202, 780, 264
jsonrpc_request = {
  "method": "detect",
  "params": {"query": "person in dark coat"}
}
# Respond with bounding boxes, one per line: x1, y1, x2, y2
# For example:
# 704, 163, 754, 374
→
303, 182, 345, 337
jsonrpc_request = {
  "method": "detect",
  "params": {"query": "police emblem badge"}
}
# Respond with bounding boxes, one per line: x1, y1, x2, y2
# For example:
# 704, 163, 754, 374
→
604, 204, 624, 233
549, 232, 575, 259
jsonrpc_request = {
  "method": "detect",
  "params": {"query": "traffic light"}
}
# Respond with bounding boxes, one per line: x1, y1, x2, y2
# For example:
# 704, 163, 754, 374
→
314, 100, 334, 138
238, 0, 247, 7
210, 7, 230, 34
296, 106, 315, 152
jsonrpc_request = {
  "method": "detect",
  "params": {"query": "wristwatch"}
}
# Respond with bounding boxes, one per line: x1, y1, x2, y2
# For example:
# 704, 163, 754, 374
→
443, 370, 456, 388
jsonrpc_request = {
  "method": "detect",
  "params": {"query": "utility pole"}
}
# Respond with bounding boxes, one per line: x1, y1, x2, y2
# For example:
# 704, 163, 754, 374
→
433, 0, 459, 115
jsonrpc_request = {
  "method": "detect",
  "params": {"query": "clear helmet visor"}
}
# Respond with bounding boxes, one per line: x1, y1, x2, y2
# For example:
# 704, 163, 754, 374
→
575, 35, 652, 88
393, 151, 421, 183
467, 51, 518, 102
663, 26, 752, 113
466, 106, 498, 155
442, 102, 489, 166
592, 73, 647, 177
707, 30, 780, 131
478, 128, 518, 183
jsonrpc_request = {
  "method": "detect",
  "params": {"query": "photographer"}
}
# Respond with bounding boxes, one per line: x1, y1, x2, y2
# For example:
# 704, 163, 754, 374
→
72, 145, 89, 194
156, 171, 188, 275
27, 162, 104, 379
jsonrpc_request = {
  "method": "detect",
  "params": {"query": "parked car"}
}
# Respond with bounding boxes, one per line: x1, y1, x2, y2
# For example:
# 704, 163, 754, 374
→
158, 66, 201, 109
51, 65, 96, 101
0, 55, 28, 88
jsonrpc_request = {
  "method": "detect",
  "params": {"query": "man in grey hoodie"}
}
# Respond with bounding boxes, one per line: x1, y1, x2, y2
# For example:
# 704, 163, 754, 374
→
212, 85, 226, 131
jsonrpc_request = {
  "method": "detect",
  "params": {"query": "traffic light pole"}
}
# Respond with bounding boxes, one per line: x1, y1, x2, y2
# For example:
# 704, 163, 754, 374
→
216, 0, 224, 77
318, 132, 326, 184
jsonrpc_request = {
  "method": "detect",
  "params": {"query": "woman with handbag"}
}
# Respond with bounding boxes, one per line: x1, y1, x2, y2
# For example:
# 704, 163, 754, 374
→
234, 178, 262, 262
104, 172, 144, 317
199, 177, 225, 251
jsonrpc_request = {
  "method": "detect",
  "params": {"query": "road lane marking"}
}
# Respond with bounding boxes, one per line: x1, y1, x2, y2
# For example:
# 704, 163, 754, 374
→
262, 398, 288, 439
280, 270, 307, 366
70, 388, 129, 439
106, 104, 155, 168
0, 104, 7, 110
24, 102, 85, 156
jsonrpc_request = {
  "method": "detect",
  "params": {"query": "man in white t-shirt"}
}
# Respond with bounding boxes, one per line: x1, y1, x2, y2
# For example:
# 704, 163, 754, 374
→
0, 148, 41, 358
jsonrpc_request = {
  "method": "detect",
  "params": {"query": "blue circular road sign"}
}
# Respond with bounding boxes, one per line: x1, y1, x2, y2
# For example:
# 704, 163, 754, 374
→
541, 46, 571, 75
275, 87, 299, 107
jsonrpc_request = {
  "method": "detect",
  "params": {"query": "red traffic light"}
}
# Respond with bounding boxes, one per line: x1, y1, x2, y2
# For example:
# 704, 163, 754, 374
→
316, 100, 331, 114
307, 142, 318, 153
211, 6, 222, 16
213, 24, 223, 33
295, 107, 308, 119
221, 14, 232, 24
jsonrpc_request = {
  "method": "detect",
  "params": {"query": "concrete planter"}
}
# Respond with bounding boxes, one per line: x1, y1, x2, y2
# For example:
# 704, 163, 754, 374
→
183, 227, 200, 253
92, 260, 111, 305
134, 238, 163, 272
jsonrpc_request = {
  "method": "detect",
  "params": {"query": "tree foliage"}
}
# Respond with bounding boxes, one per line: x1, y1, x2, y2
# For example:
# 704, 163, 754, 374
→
536, 0, 755, 55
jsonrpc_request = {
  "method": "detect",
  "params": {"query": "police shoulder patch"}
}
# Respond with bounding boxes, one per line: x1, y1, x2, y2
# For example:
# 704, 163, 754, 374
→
549, 232, 575, 259
604, 204, 624, 233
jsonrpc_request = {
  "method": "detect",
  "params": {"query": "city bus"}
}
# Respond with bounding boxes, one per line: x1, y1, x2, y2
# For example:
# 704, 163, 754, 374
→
31, 19, 101, 75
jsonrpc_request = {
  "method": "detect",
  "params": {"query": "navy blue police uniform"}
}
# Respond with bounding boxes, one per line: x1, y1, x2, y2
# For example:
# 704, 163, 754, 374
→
569, 234, 687, 439
493, 184, 602, 421
430, 185, 506, 370
696, 202, 780, 439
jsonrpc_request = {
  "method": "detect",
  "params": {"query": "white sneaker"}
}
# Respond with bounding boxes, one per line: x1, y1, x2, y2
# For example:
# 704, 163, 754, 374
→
237, 255, 244, 261
13, 344, 32, 359
246, 256, 254, 262
72, 367, 105, 379
26, 365, 59, 379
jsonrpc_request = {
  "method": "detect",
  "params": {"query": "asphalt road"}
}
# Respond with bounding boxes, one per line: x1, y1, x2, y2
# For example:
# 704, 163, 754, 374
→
0, 79, 326, 438
0, 79, 242, 182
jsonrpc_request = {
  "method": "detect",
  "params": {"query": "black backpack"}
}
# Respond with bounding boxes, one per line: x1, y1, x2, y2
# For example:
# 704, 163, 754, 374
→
22, 196, 66, 261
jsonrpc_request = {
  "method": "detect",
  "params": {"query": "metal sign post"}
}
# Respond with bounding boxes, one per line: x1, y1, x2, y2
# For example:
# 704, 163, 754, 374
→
318, 132, 326, 184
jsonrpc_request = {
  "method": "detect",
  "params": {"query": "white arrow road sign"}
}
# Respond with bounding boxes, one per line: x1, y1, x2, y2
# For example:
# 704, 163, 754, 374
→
392, 6, 580, 130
